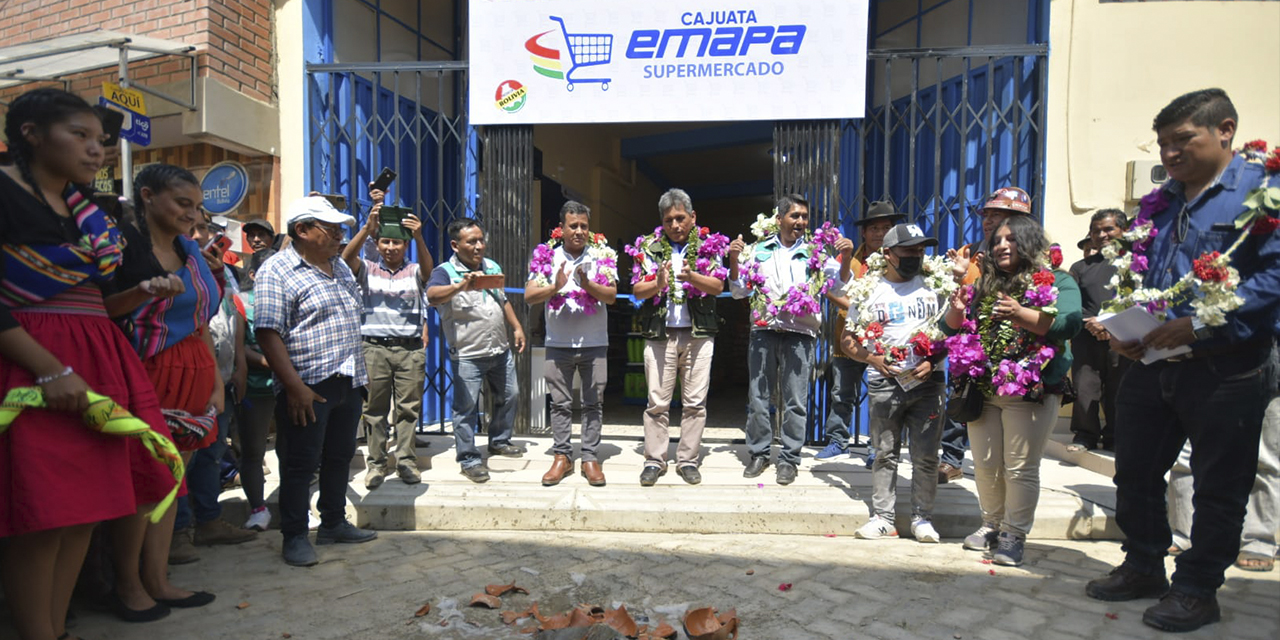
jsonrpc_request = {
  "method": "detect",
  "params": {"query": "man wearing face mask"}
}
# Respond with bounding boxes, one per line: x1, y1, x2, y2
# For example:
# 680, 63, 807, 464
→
841, 224, 949, 542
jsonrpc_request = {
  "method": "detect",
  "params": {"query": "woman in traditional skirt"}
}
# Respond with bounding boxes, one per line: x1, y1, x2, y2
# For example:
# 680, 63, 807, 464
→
0, 89, 179, 640
102, 163, 222, 621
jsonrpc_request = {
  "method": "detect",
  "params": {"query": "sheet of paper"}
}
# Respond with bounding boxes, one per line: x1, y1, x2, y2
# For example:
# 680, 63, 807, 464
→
1097, 306, 1192, 364
894, 355, 924, 391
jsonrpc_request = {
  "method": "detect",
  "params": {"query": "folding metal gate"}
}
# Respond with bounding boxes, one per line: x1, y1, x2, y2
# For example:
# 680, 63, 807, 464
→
775, 44, 1049, 444
305, 61, 474, 433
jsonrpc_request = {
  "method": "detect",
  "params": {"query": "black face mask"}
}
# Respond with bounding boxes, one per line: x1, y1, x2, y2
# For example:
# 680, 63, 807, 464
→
895, 256, 923, 278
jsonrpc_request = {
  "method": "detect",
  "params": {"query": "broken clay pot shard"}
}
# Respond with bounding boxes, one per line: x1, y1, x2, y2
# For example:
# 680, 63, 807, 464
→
601, 604, 638, 637
684, 607, 740, 640
486, 583, 531, 597
469, 593, 502, 609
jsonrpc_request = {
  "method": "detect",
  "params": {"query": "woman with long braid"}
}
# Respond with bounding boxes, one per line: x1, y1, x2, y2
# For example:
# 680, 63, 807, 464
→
0, 89, 176, 640
102, 163, 222, 621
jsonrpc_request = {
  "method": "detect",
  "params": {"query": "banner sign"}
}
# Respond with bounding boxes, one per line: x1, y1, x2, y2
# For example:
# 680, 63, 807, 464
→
97, 97, 152, 146
469, 0, 869, 125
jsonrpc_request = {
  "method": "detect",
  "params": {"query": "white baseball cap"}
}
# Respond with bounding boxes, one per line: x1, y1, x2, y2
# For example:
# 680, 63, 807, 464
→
283, 196, 356, 230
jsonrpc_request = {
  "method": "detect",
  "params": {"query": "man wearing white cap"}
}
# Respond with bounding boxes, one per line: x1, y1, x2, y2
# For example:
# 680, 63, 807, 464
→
254, 196, 378, 567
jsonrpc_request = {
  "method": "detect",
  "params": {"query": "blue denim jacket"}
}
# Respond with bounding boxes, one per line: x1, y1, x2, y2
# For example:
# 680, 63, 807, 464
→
1145, 155, 1280, 345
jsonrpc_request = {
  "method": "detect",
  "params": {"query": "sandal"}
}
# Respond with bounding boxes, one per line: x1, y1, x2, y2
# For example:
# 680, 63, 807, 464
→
1235, 551, 1275, 572
1065, 443, 1093, 453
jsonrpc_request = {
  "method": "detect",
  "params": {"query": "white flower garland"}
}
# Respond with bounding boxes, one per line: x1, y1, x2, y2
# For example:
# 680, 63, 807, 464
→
842, 251, 958, 364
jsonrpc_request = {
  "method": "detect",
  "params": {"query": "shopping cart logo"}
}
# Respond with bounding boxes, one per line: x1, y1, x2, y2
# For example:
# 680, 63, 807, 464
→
494, 80, 528, 113
526, 16, 614, 92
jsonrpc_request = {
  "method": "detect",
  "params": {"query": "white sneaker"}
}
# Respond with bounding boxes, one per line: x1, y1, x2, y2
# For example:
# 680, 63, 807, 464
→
243, 507, 270, 532
911, 516, 940, 543
854, 516, 899, 539
307, 510, 321, 531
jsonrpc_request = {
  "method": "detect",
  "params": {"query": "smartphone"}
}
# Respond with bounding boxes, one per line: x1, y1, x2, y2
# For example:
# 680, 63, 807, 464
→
93, 106, 125, 147
317, 193, 347, 211
370, 167, 397, 192
91, 192, 122, 218
378, 205, 413, 240
204, 233, 232, 254
471, 274, 504, 290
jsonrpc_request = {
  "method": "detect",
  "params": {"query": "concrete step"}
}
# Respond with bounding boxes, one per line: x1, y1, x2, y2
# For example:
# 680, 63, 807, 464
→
1044, 433, 1117, 479
217, 430, 1122, 541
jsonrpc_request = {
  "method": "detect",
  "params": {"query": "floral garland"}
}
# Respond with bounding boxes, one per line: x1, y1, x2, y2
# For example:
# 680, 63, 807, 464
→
944, 267, 1061, 397
739, 212, 844, 326
842, 251, 958, 365
623, 226, 730, 304
1101, 140, 1280, 325
528, 228, 618, 316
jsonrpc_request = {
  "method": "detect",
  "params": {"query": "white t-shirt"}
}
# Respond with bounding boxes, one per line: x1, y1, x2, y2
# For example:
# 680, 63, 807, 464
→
856, 275, 940, 380
543, 247, 609, 348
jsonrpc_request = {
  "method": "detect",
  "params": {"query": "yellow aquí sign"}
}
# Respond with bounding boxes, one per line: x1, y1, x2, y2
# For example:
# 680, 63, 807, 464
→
102, 81, 146, 115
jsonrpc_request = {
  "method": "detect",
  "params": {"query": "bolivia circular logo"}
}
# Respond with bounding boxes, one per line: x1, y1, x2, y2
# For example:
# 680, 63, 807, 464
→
495, 80, 528, 113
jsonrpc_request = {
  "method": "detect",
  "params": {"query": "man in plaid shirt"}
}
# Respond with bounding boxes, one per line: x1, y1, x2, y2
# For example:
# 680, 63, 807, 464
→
255, 196, 378, 567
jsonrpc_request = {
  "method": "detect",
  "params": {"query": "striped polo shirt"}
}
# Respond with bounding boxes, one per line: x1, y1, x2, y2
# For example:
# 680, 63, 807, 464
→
356, 257, 424, 339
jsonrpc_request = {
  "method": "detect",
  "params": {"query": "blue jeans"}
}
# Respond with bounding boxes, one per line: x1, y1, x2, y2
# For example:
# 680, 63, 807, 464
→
175, 390, 234, 530
939, 416, 968, 468
824, 357, 866, 449
1114, 348, 1274, 596
745, 330, 815, 466
274, 375, 363, 539
452, 352, 518, 469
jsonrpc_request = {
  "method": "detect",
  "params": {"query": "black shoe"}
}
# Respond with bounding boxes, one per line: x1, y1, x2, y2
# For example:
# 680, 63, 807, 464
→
639, 465, 666, 487
1142, 589, 1221, 632
155, 591, 216, 609
743, 456, 770, 478
461, 464, 491, 483
1086, 564, 1170, 602
112, 596, 171, 623
776, 462, 797, 485
677, 465, 702, 485
487, 443, 526, 457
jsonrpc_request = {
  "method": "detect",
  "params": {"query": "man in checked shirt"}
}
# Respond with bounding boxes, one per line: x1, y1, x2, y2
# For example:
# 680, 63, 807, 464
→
255, 196, 379, 567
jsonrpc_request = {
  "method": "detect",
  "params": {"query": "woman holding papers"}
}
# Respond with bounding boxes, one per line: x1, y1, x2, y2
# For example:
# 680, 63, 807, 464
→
941, 216, 1082, 566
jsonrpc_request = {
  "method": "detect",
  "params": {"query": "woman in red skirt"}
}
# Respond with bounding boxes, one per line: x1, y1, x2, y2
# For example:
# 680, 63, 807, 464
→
103, 163, 222, 621
0, 89, 178, 640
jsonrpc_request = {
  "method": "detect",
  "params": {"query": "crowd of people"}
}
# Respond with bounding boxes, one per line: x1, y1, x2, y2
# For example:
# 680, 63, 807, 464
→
1, 85, 1277, 639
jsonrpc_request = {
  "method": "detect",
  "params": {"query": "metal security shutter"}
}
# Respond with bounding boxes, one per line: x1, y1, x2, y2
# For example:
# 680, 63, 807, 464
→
305, 61, 472, 433
479, 125, 539, 434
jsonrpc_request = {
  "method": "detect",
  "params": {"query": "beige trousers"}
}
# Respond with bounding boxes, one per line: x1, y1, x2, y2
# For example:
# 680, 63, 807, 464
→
968, 393, 1062, 537
642, 329, 714, 468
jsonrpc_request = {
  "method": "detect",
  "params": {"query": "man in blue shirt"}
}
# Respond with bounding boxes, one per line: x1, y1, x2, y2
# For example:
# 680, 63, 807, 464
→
1085, 89, 1280, 632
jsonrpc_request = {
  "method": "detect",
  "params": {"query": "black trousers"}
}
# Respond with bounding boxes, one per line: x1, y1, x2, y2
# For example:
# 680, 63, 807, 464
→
1113, 346, 1274, 596
275, 375, 363, 539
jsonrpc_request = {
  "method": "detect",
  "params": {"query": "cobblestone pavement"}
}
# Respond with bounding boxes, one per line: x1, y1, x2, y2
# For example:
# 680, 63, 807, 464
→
60, 531, 1278, 640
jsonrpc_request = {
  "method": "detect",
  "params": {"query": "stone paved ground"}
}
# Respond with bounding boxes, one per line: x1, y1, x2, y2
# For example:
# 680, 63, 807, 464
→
60, 531, 1279, 640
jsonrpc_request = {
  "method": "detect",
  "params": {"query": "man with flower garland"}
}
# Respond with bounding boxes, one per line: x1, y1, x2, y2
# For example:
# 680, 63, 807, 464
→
627, 188, 728, 486
728, 194, 853, 485
840, 223, 951, 542
1084, 88, 1280, 633
525, 201, 617, 487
